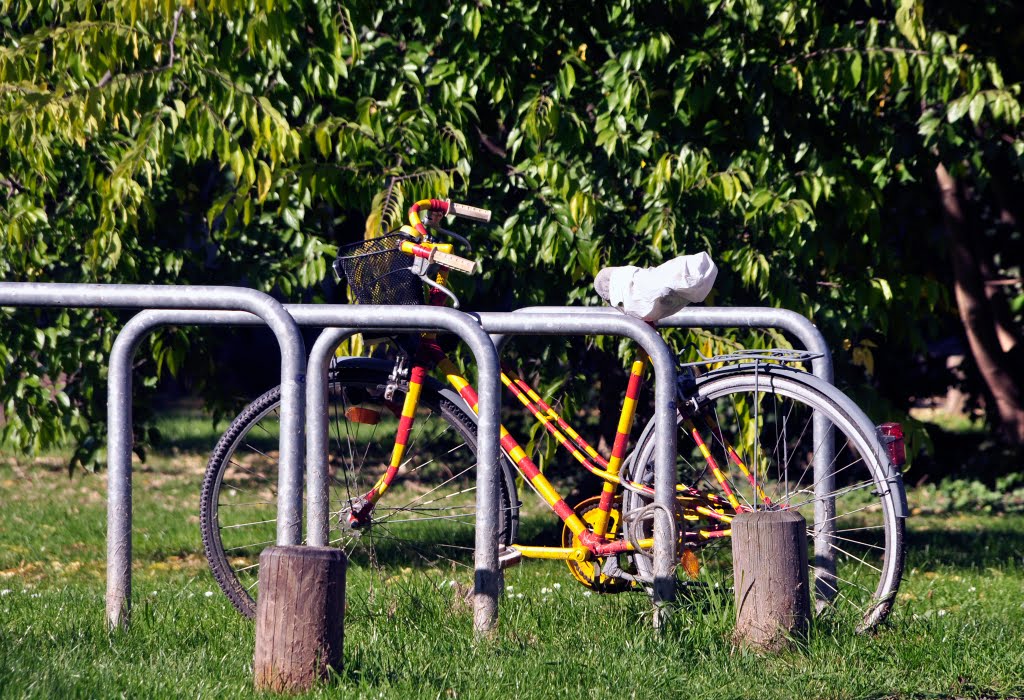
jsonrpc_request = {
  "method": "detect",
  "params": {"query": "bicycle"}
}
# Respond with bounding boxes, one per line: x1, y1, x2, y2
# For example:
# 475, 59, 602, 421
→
199, 197, 908, 632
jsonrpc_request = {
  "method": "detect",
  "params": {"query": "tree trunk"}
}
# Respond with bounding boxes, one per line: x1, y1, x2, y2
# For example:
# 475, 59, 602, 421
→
936, 162, 1024, 443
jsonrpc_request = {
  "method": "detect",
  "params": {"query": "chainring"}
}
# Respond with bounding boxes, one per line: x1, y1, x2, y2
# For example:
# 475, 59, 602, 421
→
561, 495, 635, 593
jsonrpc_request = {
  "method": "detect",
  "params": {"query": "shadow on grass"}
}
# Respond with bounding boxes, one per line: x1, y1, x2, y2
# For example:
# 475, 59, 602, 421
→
905, 517, 1024, 569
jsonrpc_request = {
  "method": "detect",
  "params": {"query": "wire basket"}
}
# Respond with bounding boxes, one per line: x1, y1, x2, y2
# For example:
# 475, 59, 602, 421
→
334, 232, 424, 306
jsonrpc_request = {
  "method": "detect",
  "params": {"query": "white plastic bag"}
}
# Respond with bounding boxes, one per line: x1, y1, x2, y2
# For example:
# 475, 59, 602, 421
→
594, 252, 718, 321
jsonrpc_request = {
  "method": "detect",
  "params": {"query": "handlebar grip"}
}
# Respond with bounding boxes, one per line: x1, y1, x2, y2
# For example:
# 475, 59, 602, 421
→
432, 250, 478, 274
448, 201, 492, 223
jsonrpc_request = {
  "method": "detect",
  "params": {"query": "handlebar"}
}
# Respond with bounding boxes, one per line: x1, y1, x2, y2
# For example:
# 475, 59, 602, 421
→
448, 201, 492, 223
399, 240, 479, 275
408, 198, 492, 236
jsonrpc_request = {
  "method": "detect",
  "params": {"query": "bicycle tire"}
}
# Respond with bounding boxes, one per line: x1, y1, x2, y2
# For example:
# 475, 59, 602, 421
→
622, 365, 906, 632
200, 365, 520, 618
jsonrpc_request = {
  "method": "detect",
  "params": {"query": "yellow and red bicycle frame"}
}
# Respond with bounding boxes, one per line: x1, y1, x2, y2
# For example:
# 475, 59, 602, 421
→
355, 199, 757, 566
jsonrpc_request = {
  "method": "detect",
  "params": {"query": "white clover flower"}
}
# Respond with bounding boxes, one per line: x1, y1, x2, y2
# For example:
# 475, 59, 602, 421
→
540, 587, 552, 595
0, 589, 11, 596
968, 586, 976, 593
937, 609, 947, 617
204, 591, 214, 598
515, 593, 524, 599
552, 583, 561, 590
583, 591, 593, 597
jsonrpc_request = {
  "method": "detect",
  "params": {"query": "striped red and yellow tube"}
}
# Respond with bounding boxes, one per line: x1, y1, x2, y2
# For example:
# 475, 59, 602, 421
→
367, 365, 428, 501
437, 357, 592, 539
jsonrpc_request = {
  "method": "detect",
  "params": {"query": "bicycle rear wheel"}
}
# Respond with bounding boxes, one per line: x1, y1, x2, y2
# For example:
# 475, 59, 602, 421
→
200, 364, 519, 618
622, 366, 906, 632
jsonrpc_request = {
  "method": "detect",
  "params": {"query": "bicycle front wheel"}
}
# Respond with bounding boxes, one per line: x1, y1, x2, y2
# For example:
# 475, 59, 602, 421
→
622, 366, 906, 632
200, 364, 519, 618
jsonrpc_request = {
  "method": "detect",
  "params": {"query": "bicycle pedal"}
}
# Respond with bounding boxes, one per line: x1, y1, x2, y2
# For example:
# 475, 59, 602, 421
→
497, 545, 522, 570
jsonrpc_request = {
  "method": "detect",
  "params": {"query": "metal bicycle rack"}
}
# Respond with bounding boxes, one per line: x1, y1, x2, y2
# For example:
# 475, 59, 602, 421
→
125, 306, 684, 632
473, 311, 680, 622
1, 279, 850, 635
301, 311, 682, 627
110, 305, 504, 634
0, 283, 307, 629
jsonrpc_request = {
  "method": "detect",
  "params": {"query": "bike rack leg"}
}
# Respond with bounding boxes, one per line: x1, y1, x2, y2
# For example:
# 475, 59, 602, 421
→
304, 328, 355, 548
107, 328, 143, 629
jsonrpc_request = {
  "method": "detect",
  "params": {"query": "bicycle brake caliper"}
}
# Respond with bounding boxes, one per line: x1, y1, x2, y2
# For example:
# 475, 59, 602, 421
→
676, 367, 701, 417
384, 355, 409, 402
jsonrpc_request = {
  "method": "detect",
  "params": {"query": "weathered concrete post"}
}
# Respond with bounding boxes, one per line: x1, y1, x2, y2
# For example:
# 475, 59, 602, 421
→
254, 546, 347, 692
731, 511, 810, 651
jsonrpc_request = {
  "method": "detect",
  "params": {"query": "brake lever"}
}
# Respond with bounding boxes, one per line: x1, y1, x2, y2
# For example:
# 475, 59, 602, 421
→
424, 222, 473, 254
417, 273, 461, 308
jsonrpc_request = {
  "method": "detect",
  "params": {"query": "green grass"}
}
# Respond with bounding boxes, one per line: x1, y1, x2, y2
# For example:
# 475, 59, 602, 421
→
2, 418, 1024, 699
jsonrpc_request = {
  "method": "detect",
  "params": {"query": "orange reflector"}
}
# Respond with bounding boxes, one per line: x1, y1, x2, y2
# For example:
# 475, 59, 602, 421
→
345, 406, 381, 425
681, 549, 700, 579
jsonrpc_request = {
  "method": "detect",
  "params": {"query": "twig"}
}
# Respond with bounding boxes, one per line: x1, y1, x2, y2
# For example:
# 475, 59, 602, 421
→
1, 174, 26, 196
167, 7, 184, 69
784, 46, 937, 65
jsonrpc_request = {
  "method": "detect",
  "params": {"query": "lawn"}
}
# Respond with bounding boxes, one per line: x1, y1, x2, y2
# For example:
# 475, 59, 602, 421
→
1, 413, 1023, 699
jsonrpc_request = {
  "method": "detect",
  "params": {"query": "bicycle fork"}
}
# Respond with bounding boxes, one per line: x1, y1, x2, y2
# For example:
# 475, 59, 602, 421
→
343, 359, 428, 528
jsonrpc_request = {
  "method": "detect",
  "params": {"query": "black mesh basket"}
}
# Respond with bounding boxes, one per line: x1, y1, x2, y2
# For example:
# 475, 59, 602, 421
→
333, 232, 424, 306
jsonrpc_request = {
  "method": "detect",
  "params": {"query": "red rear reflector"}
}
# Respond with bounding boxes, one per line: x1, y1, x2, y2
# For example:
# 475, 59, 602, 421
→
877, 422, 906, 467
346, 407, 381, 425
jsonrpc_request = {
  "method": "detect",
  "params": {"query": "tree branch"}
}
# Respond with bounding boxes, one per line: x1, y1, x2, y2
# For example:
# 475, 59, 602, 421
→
784, 46, 939, 66
167, 7, 184, 69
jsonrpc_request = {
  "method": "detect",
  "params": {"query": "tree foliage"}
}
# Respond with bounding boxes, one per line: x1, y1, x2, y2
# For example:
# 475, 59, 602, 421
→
1, 0, 1022, 466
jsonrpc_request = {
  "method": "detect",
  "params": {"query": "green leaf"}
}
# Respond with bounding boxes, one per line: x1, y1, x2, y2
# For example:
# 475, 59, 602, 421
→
256, 161, 272, 203
464, 7, 482, 39
558, 64, 576, 97
282, 207, 301, 231
229, 149, 245, 177
946, 96, 970, 123
848, 52, 862, 89
968, 93, 986, 124
895, 0, 926, 49
872, 278, 893, 302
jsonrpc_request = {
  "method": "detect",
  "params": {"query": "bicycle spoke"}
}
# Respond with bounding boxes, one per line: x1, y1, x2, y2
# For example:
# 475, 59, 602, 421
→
826, 532, 887, 553
223, 539, 276, 553
220, 517, 277, 530
823, 540, 883, 574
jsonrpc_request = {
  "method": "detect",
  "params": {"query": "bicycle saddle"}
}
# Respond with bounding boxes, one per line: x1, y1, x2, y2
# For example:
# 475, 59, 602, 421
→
594, 252, 717, 322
